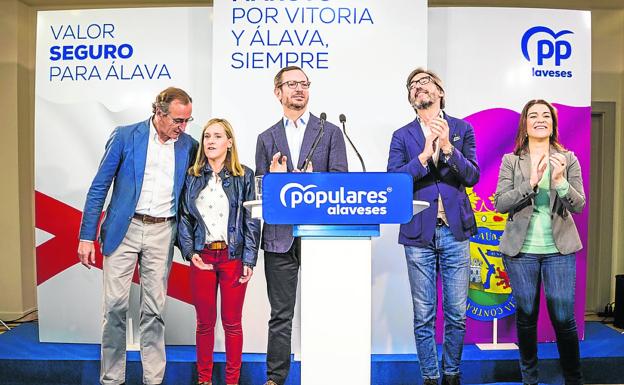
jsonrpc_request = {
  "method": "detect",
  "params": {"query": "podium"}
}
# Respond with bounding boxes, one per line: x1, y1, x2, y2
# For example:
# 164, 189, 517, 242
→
244, 172, 428, 384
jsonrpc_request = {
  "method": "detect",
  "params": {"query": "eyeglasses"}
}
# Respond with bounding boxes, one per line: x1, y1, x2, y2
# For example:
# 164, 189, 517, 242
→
278, 80, 311, 89
408, 76, 434, 90
167, 115, 194, 124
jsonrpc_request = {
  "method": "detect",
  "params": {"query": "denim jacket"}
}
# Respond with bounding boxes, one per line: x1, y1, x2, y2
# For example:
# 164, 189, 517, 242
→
178, 164, 260, 266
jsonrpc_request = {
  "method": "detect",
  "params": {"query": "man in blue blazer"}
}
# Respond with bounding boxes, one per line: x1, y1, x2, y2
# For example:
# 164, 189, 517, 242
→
77, 87, 198, 385
255, 66, 348, 385
387, 68, 479, 385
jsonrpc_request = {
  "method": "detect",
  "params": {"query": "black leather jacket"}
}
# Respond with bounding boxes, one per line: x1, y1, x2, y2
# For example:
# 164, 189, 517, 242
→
178, 164, 260, 266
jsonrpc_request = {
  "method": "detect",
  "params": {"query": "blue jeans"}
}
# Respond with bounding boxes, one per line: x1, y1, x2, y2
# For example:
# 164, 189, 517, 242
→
404, 225, 470, 380
503, 252, 583, 385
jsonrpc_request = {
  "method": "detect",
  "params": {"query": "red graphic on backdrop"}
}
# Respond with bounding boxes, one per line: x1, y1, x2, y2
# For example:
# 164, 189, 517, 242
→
35, 191, 192, 304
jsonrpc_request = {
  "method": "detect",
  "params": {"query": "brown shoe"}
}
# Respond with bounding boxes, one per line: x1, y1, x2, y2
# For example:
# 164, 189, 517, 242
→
198, 382, 212, 385
264, 381, 279, 385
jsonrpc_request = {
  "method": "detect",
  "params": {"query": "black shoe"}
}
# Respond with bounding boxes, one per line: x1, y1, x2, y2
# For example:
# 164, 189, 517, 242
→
442, 374, 460, 385
424, 379, 438, 385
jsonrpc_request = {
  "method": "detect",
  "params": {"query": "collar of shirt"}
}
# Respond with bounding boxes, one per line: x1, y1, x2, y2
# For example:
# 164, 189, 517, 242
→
150, 116, 178, 145
283, 110, 310, 130
415, 109, 445, 127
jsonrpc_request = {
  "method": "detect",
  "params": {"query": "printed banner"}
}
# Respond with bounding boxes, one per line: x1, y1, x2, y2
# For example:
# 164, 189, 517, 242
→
35, 7, 212, 344
212, 0, 427, 171
429, 8, 591, 343
212, 0, 428, 355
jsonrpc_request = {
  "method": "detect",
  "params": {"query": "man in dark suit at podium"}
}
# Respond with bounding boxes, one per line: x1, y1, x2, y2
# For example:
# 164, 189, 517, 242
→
387, 68, 480, 385
255, 66, 348, 385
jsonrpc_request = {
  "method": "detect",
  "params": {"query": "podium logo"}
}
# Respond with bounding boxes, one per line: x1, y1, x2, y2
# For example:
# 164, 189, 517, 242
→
279, 182, 389, 215
521, 26, 574, 78
280, 183, 318, 208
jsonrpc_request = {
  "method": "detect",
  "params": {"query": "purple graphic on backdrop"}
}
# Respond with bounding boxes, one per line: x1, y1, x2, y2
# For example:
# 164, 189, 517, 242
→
433, 104, 590, 343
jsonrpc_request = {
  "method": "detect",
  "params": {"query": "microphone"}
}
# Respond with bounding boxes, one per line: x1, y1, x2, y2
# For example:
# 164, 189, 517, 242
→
339, 114, 366, 172
301, 112, 326, 172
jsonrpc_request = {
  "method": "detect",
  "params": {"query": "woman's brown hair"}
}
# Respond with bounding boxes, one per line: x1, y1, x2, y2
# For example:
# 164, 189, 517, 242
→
513, 99, 565, 155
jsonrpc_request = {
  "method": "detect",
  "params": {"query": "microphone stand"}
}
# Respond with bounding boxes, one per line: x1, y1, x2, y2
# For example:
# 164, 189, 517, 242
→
301, 115, 325, 172
339, 115, 366, 172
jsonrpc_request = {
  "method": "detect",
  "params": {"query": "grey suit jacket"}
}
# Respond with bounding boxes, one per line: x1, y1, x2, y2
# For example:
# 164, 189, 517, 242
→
494, 148, 585, 257
255, 113, 348, 253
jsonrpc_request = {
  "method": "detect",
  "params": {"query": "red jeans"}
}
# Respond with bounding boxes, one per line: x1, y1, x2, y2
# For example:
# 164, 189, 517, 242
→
190, 248, 248, 384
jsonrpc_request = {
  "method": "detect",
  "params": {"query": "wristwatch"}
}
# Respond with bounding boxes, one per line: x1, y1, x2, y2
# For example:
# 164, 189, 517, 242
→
442, 145, 454, 161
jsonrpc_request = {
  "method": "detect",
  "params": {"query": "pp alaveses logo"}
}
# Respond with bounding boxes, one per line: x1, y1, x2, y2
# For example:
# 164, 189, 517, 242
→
521, 26, 574, 78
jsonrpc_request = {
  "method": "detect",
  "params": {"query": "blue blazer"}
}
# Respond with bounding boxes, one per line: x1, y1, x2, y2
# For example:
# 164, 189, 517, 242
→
255, 113, 348, 253
79, 118, 198, 256
387, 113, 480, 247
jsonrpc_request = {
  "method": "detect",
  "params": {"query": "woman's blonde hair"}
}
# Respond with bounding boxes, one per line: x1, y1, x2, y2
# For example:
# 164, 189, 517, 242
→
189, 118, 244, 177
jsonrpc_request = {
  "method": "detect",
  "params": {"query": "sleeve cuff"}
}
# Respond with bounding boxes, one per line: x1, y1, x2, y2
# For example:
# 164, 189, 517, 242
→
555, 179, 570, 197
183, 251, 199, 261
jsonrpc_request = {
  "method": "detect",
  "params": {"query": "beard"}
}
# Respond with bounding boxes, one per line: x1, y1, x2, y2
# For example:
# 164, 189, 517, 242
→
410, 91, 436, 110
283, 93, 307, 110
411, 98, 434, 110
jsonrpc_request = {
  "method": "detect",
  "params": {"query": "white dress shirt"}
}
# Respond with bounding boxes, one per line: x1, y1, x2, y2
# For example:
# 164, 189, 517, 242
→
135, 119, 177, 218
416, 110, 448, 224
416, 110, 445, 166
283, 110, 310, 169
195, 172, 229, 242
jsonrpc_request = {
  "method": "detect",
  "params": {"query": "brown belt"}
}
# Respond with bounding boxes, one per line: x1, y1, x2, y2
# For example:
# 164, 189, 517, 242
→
205, 240, 228, 250
133, 213, 175, 224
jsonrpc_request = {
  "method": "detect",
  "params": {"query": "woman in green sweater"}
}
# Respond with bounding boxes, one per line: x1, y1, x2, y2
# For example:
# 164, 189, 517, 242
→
495, 99, 586, 385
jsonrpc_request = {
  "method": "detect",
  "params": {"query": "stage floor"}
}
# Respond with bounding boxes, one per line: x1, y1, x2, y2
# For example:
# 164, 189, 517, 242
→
1, 321, 623, 384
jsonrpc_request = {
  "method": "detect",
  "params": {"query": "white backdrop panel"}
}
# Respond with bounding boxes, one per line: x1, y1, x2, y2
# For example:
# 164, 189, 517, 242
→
211, 0, 428, 355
